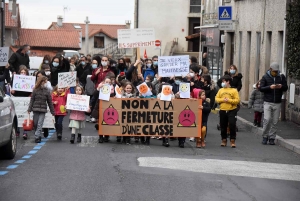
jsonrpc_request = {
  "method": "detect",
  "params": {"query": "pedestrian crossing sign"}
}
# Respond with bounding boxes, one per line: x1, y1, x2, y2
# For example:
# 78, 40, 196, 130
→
219, 6, 232, 20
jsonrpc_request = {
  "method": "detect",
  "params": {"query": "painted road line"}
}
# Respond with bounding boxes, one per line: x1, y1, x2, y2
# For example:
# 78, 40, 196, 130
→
33, 145, 43, 150
28, 150, 38, 154
6, 165, 18, 169
138, 157, 300, 182
22, 155, 32, 159
0, 171, 9, 176
15, 160, 26, 164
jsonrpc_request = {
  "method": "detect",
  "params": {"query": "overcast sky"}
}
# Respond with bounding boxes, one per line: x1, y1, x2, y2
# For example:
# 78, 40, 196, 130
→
15, 0, 135, 29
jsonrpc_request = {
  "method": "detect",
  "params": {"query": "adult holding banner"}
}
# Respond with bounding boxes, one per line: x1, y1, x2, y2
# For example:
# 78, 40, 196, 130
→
10, 66, 33, 139
8, 45, 30, 74
50, 55, 70, 87
126, 59, 144, 89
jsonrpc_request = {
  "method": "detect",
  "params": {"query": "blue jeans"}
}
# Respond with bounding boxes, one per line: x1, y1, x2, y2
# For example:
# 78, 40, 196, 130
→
55, 116, 65, 134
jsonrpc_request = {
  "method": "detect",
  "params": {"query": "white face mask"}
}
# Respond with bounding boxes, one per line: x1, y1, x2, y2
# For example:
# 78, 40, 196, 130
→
45, 71, 51, 76
190, 73, 195, 77
101, 61, 108, 67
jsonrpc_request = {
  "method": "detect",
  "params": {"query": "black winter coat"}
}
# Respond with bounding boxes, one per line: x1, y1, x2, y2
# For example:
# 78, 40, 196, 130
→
50, 59, 70, 86
75, 63, 91, 79
202, 99, 211, 123
217, 72, 243, 92
259, 71, 288, 103
8, 49, 30, 73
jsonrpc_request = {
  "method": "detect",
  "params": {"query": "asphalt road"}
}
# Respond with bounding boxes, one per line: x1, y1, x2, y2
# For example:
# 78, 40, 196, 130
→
1, 113, 300, 201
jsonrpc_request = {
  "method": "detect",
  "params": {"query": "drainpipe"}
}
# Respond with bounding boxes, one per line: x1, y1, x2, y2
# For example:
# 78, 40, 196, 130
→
281, 10, 288, 121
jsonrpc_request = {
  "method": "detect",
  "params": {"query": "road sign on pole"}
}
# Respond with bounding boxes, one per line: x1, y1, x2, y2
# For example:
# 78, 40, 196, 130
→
155, 40, 161, 47
218, 6, 233, 30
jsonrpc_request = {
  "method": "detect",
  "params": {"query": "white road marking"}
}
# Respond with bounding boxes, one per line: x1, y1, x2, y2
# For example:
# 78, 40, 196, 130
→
138, 157, 300, 181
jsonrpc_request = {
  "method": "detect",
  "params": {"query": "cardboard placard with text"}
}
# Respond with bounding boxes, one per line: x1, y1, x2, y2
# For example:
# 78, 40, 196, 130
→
98, 99, 202, 137
158, 55, 189, 77
11, 75, 36, 92
117, 28, 155, 49
0, 47, 9, 66
58, 71, 77, 88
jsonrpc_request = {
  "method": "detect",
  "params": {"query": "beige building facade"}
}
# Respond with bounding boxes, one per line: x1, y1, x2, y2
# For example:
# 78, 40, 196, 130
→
223, 0, 287, 101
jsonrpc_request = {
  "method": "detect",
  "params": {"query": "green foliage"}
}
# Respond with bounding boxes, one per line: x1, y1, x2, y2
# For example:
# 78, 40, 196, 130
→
286, 1, 300, 79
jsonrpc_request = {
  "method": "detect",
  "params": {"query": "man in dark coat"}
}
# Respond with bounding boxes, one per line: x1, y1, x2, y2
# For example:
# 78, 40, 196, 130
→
8, 45, 30, 74
259, 62, 288, 145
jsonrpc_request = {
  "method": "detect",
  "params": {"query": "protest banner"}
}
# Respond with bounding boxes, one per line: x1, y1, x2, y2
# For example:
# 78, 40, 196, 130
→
58, 72, 77, 88
98, 99, 202, 137
158, 55, 190, 77
66, 94, 90, 111
118, 28, 155, 74
11, 97, 55, 128
11, 75, 36, 92
0, 47, 9, 66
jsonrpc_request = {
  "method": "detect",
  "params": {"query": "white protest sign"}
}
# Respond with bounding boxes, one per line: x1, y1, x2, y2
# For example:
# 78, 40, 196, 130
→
0, 47, 9, 66
158, 55, 190, 77
58, 71, 77, 88
179, 83, 190, 98
160, 85, 173, 101
115, 85, 122, 98
11, 75, 36, 92
11, 97, 55, 128
99, 84, 111, 101
66, 94, 90, 111
137, 82, 152, 96
118, 28, 155, 49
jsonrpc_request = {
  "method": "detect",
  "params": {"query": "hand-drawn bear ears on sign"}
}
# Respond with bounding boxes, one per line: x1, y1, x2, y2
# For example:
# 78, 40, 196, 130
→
99, 99, 202, 137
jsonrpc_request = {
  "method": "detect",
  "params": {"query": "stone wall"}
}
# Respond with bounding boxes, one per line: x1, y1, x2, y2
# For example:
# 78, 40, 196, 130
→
286, 77, 300, 125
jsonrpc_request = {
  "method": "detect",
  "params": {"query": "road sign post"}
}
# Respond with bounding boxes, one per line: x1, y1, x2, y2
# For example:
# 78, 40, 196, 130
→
218, 6, 233, 31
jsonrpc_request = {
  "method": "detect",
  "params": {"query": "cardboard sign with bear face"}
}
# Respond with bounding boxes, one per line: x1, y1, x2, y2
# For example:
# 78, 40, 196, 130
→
160, 85, 173, 101
137, 82, 152, 96
179, 83, 190, 98
99, 84, 111, 101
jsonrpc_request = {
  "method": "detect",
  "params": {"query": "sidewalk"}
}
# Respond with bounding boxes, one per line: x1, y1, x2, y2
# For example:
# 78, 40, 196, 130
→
237, 105, 300, 155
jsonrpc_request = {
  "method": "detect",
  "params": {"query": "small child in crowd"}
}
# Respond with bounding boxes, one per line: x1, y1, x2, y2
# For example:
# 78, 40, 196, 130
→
68, 85, 91, 144
248, 80, 264, 127
52, 85, 70, 140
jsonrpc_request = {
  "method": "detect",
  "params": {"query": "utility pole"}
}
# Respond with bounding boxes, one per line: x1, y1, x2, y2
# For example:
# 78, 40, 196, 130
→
84, 16, 90, 56
0, 0, 5, 47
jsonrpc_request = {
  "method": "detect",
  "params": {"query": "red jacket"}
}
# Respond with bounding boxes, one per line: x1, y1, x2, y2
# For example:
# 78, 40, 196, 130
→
91, 67, 113, 89
52, 89, 70, 116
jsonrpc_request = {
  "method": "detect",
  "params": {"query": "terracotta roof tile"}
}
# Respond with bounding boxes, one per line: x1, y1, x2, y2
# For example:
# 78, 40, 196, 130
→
48, 23, 126, 39
18, 29, 81, 49
11, 47, 58, 58
5, 3, 20, 28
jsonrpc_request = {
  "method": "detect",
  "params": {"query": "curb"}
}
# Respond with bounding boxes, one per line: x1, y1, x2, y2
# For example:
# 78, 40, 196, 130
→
237, 116, 300, 155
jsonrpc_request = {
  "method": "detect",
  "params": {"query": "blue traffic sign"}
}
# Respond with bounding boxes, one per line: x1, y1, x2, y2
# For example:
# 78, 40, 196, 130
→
218, 6, 232, 20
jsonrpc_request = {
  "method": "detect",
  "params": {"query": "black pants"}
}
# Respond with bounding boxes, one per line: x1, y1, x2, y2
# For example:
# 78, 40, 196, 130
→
219, 109, 237, 140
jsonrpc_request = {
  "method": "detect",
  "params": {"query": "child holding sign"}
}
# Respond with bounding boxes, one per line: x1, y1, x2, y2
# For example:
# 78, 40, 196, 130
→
52, 85, 70, 140
68, 85, 91, 144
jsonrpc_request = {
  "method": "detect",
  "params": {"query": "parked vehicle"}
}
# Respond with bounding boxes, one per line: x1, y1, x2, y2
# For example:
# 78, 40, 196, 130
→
0, 87, 18, 159
63, 50, 80, 59
29, 56, 44, 75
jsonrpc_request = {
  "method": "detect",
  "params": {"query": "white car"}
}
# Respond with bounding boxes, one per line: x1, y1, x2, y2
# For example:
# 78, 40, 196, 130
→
0, 87, 18, 159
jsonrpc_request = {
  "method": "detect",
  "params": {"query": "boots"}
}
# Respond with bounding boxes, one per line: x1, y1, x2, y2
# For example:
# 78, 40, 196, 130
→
196, 137, 201, 148
116, 136, 122, 142
201, 126, 206, 148
70, 134, 75, 144
98, 135, 104, 143
230, 139, 236, 148
145, 137, 150, 145
221, 139, 227, 147
257, 122, 261, 127
104, 135, 109, 142
162, 138, 169, 147
77, 134, 82, 143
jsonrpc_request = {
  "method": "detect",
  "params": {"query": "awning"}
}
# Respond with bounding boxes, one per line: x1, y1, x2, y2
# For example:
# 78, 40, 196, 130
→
185, 33, 206, 42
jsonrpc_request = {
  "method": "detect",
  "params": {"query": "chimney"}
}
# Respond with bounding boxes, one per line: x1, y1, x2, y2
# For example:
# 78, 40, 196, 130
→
125, 20, 131, 29
57, 15, 63, 27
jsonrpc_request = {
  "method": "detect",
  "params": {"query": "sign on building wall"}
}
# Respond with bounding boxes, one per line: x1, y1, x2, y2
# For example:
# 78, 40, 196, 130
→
218, 6, 233, 31
117, 28, 156, 49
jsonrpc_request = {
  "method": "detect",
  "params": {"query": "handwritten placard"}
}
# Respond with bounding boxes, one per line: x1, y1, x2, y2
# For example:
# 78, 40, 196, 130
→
137, 82, 152, 96
11, 96, 55, 128
12, 75, 36, 92
160, 85, 173, 101
158, 55, 189, 77
115, 85, 122, 98
0, 47, 9, 66
118, 28, 155, 49
58, 72, 77, 88
66, 94, 90, 111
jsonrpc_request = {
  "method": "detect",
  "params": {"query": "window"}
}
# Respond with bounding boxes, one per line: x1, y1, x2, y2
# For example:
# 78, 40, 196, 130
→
190, 0, 201, 13
73, 25, 81, 29
94, 36, 104, 48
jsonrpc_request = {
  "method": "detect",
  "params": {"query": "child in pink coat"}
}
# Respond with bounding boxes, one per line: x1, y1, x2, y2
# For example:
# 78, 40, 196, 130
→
68, 85, 91, 144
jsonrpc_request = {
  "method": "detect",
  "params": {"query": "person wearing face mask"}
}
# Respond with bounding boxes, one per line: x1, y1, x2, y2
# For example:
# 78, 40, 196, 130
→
184, 64, 203, 92
152, 56, 159, 75
116, 58, 128, 75
217, 65, 243, 92
8, 44, 30, 74
39, 55, 51, 70
215, 75, 240, 148
142, 59, 155, 80
91, 56, 113, 89
259, 62, 288, 145
75, 56, 90, 79
50, 56, 70, 87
